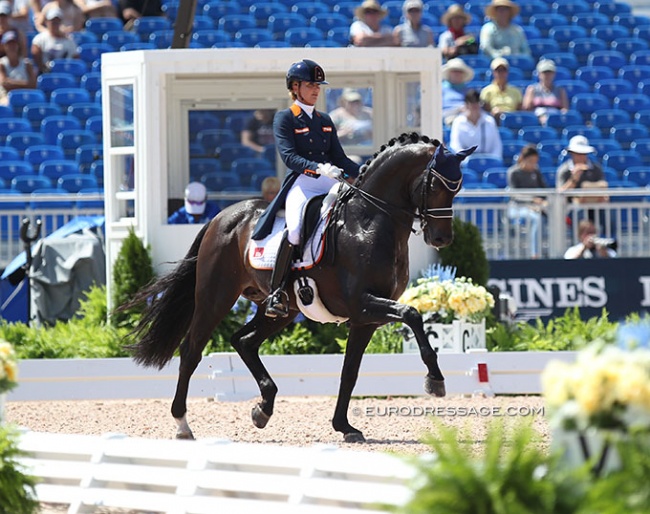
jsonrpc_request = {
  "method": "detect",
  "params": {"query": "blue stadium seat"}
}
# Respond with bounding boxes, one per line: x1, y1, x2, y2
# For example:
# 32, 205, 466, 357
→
519, 0, 550, 22
593, 78, 635, 100
37, 73, 78, 102
328, 25, 351, 45
0, 104, 12, 117
198, 128, 237, 152
548, 25, 588, 51
249, 2, 288, 25
149, 29, 174, 48
611, 38, 649, 56
202, 0, 240, 21
193, 29, 231, 47
85, 115, 103, 142
591, 24, 629, 45
231, 157, 271, 183
7, 89, 46, 116
310, 13, 349, 32
75, 144, 103, 173
465, 155, 505, 175
85, 16, 123, 35
102, 30, 139, 49
505, 55, 536, 77
218, 14, 256, 34
630, 49, 650, 67
518, 126, 558, 144
623, 166, 650, 186
57, 173, 98, 193
552, 0, 590, 17
529, 13, 568, 37
57, 129, 97, 158
70, 30, 97, 46
618, 65, 650, 89
255, 40, 291, 48
11, 174, 52, 193
67, 102, 102, 125
482, 167, 509, 188
614, 93, 650, 113
554, 79, 589, 99
536, 139, 567, 162
634, 25, 650, 42
0, 147, 20, 162
49, 59, 88, 79
284, 27, 324, 46
634, 108, 650, 126
5, 132, 45, 155
0, 160, 32, 181
332, 0, 357, 18
602, 150, 643, 174
201, 171, 241, 191
188, 112, 220, 139
498, 126, 515, 141
590, 109, 632, 133
562, 124, 602, 141
133, 16, 172, 41
0, 118, 31, 144
75, 188, 105, 209
89, 160, 104, 187
50, 88, 91, 110
290, 2, 330, 19
305, 39, 340, 47
545, 110, 582, 130
161, 2, 178, 20
570, 93, 611, 121
571, 12, 609, 31
38, 160, 79, 181
502, 141, 528, 166
24, 145, 65, 172
121, 42, 156, 51
618, 13, 650, 29
498, 111, 539, 129
234, 28, 274, 46
79, 72, 102, 97
575, 65, 615, 87
589, 138, 622, 157
192, 15, 215, 30
41, 115, 82, 145
190, 158, 221, 180
522, 24, 542, 40
216, 143, 256, 169
527, 38, 561, 60
540, 52, 578, 71
594, 0, 631, 17
587, 50, 627, 69
568, 38, 608, 66
267, 12, 308, 38
77, 43, 113, 66
610, 124, 650, 149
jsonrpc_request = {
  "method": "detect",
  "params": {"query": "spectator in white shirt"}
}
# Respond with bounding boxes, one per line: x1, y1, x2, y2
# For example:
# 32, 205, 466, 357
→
449, 89, 503, 160
350, 0, 397, 47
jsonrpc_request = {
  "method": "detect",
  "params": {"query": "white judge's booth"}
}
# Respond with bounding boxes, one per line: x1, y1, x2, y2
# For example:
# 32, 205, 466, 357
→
100, 47, 442, 308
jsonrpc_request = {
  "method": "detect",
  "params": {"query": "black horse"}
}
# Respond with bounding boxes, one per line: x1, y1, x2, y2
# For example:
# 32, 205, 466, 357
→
122, 133, 475, 442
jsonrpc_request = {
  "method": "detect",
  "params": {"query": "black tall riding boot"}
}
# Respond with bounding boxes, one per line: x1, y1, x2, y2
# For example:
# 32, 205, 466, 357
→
265, 231, 295, 318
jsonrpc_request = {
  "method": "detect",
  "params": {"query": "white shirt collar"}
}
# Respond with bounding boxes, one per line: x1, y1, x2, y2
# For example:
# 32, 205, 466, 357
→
295, 100, 315, 118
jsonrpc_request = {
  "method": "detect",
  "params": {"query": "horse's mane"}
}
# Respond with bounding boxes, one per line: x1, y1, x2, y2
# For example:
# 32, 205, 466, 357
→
355, 132, 435, 187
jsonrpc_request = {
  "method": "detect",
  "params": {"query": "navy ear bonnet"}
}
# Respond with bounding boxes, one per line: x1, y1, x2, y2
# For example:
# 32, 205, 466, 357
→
427, 144, 477, 181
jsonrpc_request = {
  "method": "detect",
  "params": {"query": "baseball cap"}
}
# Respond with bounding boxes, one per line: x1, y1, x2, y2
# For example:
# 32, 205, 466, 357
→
184, 182, 208, 215
46, 7, 64, 20
1, 30, 18, 44
341, 88, 362, 102
567, 135, 595, 155
536, 59, 556, 73
490, 57, 509, 71
403, 0, 423, 12
0, 1, 11, 16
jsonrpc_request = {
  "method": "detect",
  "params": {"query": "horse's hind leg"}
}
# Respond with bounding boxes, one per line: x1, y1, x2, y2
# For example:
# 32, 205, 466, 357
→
231, 306, 297, 429
172, 290, 241, 440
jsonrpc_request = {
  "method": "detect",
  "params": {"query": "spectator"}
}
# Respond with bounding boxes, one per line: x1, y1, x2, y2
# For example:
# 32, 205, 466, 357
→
479, 0, 530, 59
118, 0, 163, 26
480, 57, 523, 120
522, 58, 569, 126
393, 0, 433, 48
241, 109, 275, 155
261, 176, 280, 202
449, 89, 502, 160
8, 0, 32, 35
0, 30, 36, 105
35, 0, 84, 33
0, 1, 27, 58
564, 219, 616, 259
438, 4, 478, 60
168, 182, 220, 224
77, 0, 118, 19
329, 88, 373, 145
507, 144, 547, 258
441, 57, 474, 126
350, 0, 397, 47
31, 7, 78, 74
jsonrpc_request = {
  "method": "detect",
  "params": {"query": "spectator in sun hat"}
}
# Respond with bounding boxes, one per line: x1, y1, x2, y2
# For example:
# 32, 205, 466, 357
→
441, 57, 475, 125
0, 0, 27, 59
329, 87, 374, 145
393, 0, 433, 47
480, 56, 523, 120
438, 3, 478, 59
0, 29, 36, 105
350, 0, 398, 47
168, 182, 220, 224
557, 136, 606, 193
35, 0, 84, 34
522, 58, 569, 126
480, 0, 530, 59
31, 6, 78, 74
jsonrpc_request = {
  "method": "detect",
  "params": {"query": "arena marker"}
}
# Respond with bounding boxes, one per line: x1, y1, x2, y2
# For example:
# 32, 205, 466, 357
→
477, 363, 489, 383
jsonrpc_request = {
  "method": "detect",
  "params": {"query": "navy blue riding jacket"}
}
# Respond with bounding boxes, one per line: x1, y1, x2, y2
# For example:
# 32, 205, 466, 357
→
251, 103, 361, 240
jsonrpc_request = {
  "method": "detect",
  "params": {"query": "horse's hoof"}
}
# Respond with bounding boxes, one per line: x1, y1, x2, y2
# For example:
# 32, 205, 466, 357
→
252, 404, 271, 429
425, 376, 446, 397
175, 431, 195, 440
344, 432, 366, 443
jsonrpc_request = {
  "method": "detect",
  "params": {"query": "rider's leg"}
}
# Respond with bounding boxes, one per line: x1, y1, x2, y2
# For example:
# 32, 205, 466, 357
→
266, 230, 294, 318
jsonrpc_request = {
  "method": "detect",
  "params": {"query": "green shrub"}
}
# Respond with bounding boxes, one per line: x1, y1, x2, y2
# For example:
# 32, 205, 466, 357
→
111, 226, 154, 325
438, 217, 489, 287
0, 426, 38, 514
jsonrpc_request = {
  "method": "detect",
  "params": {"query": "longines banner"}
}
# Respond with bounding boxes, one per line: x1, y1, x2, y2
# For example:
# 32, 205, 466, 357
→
488, 258, 650, 322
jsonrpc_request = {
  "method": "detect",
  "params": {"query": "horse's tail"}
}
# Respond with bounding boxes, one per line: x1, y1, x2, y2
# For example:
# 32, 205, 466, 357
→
122, 223, 211, 369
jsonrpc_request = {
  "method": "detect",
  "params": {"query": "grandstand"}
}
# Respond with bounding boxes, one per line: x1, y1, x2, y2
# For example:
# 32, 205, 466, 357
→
1, 0, 650, 265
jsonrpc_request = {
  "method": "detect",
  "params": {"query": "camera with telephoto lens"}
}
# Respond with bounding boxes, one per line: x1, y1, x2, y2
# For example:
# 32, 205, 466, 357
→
591, 237, 616, 248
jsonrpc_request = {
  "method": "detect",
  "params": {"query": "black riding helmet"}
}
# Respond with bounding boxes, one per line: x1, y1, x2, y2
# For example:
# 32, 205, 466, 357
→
285, 59, 329, 90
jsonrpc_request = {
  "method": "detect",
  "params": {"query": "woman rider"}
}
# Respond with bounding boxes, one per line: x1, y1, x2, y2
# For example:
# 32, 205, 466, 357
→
251, 59, 361, 318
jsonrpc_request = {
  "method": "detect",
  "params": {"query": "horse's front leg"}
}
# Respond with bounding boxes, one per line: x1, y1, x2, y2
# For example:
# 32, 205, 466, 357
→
332, 324, 376, 443
231, 306, 297, 429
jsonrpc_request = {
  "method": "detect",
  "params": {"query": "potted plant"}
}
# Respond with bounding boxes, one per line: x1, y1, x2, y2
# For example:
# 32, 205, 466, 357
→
542, 319, 650, 476
0, 340, 18, 422
398, 265, 494, 353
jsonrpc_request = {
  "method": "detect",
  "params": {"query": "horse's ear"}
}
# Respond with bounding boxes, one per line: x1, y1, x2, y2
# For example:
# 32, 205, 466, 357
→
454, 145, 478, 162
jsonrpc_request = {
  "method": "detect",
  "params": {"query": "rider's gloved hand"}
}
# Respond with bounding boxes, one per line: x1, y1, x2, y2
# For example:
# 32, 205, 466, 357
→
317, 163, 343, 180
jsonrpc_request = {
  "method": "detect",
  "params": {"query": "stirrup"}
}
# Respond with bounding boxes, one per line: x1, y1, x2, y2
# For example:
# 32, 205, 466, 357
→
265, 290, 289, 318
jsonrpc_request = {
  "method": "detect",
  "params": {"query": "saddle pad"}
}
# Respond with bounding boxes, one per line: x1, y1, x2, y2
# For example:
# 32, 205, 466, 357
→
248, 187, 339, 270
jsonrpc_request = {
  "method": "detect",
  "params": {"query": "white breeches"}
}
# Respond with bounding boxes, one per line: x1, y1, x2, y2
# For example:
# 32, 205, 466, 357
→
285, 173, 339, 245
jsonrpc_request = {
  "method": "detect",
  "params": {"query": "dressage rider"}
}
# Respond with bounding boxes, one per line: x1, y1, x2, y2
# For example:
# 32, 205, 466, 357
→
251, 59, 361, 318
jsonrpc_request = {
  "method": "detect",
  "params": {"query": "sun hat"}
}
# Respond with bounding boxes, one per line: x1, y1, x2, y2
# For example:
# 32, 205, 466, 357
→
0, 1, 11, 16
485, 0, 520, 20
402, 0, 423, 13
46, 7, 64, 20
341, 88, 363, 102
536, 59, 556, 73
567, 135, 595, 155
490, 57, 509, 70
184, 182, 208, 215
354, 0, 388, 19
440, 3, 472, 25
1, 30, 18, 44
441, 58, 475, 82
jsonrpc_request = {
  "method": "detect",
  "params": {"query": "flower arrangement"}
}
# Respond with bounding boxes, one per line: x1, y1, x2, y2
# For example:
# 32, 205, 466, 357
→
542, 320, 650, 434
0, 340, 18, 395
398, 264, 494, 324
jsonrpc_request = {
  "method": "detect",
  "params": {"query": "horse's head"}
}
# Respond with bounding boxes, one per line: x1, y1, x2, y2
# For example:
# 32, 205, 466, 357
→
419, 142, 476, 248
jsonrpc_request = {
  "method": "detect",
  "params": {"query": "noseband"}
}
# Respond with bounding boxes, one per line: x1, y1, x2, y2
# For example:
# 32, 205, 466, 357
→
418, 163, 463, 232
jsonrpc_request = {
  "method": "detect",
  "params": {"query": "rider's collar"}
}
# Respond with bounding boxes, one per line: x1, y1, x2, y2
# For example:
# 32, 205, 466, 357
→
295, 100, 315, 118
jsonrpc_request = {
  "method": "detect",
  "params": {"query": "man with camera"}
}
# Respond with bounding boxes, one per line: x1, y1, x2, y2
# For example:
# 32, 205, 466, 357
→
564, 219, 617, 259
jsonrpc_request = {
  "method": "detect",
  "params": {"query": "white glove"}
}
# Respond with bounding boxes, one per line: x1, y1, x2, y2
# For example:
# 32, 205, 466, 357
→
317, 163, 343, 180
